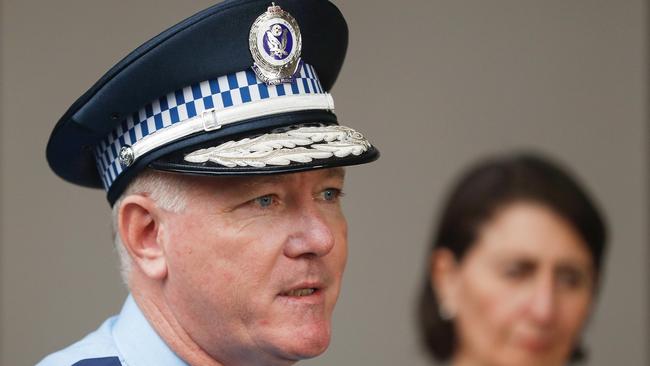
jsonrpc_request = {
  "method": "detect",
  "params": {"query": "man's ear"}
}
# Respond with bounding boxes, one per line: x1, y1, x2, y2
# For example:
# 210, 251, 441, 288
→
118, 195, 168, 280
430, 248, 460, 318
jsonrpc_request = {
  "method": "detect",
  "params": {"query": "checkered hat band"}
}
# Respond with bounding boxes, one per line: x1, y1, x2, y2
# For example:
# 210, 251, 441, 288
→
94, 63, 325, 191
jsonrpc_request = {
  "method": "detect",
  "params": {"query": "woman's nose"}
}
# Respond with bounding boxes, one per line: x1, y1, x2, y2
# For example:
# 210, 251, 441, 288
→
527, 274, 557, 325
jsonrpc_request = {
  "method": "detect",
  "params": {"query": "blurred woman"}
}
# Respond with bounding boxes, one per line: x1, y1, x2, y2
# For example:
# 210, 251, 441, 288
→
418, 153, 607, 366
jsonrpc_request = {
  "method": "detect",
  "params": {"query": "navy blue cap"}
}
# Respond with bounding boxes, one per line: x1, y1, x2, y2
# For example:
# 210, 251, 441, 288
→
46, 0, 379, 205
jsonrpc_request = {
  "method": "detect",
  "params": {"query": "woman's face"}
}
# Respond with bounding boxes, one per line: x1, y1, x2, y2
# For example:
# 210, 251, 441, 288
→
434, 201, 595, 366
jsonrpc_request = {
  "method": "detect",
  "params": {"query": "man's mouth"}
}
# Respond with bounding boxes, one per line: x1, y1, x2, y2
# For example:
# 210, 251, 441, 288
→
281, 288, 317, 297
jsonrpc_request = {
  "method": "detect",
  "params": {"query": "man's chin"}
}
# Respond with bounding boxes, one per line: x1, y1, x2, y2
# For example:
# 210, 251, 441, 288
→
263, 322, 332, 362
282, 339, 331, 361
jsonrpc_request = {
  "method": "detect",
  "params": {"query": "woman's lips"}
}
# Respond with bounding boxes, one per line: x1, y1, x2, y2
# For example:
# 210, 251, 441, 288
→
518, 336, 553, 353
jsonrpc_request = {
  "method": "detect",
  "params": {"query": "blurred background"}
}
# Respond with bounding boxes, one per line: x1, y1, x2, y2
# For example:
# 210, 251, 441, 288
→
1, 0, 647, 365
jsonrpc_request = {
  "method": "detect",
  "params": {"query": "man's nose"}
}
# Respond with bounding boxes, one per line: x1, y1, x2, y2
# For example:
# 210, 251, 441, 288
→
283, 204, 336, 258
528, 274, 556, 325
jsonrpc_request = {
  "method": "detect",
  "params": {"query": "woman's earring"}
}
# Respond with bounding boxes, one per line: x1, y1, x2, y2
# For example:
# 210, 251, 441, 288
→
439, 302, 456, 321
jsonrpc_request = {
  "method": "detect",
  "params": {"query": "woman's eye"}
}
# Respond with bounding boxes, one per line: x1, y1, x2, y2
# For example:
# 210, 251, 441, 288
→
558, 273, 579, 288
557, 269, 588, 290
503, 262, 534, 280
254, 195, 275, 208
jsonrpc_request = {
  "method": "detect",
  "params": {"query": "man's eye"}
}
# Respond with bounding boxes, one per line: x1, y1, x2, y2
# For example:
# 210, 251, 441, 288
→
320, 188, 343, 202
254, 195, 275, 208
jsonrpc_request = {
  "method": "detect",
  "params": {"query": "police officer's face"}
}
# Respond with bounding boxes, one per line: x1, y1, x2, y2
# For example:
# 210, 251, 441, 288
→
160, 168, 347, 364
435, 202, 594, 366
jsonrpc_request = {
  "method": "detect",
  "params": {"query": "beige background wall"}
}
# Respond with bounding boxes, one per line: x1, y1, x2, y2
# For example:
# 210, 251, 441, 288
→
1, 1, 647, 365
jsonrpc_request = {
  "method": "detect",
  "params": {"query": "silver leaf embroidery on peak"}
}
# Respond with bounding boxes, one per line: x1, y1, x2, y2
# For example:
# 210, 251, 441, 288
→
184, 125, 370, 168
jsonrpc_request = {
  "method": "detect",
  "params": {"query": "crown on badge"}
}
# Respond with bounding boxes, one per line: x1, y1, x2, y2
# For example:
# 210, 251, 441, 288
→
267, 2, 282, 13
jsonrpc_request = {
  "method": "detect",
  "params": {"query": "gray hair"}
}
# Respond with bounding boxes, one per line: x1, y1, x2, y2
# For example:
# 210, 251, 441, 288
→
111, 170, 190, 286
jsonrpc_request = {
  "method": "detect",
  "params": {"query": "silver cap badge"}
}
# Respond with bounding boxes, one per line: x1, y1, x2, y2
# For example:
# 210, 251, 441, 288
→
249, 3, 302, 85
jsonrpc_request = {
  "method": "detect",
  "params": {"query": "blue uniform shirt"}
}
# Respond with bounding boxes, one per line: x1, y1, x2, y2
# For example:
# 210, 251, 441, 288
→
36, 295, 188, 366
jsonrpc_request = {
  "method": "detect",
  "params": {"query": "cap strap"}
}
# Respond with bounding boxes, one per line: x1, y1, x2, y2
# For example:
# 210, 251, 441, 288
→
130, 93, 335, 165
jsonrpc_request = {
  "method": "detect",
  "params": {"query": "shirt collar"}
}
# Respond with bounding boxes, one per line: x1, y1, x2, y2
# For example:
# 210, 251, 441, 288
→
112, 295, 189, 366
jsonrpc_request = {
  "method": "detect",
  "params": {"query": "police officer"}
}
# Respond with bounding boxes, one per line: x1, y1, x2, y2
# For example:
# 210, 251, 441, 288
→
38, 0, 378, 365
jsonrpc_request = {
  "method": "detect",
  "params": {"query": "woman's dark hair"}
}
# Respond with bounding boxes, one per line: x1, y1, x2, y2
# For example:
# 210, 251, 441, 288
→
417, 152, 607, 362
